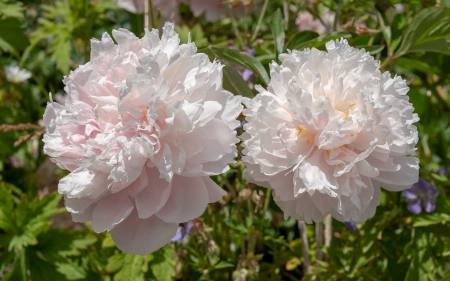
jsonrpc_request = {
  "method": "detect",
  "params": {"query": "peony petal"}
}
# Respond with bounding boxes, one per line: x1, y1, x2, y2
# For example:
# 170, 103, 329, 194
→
135, 167, 172, 219
156, 175, 209, 223
203, 176, 226, 203
377, 156, 419, 191
110, 210, 178, 255
91, 191, 134, 232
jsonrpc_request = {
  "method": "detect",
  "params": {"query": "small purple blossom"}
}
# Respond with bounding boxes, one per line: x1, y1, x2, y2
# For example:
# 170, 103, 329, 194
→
343, 222, 358, 232
402, 179, 439, 214
171, 221, 194, 242
230, 46, 255, 81
235, 120, 247, 130
437, 167, 448, 176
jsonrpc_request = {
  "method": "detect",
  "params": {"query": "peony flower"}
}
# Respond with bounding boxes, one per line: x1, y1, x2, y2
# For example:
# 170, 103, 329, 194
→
402, 179, 438, 214
295, 10, 335, 35
43, 23, 242, 255
241, 39, 419, 223
5, 65, 32, 84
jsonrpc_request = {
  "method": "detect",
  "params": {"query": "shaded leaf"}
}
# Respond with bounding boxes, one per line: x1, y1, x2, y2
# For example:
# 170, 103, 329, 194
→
285, 31, 319, 51
271, 9, 285, 61
222, 65, 254, 98
211, 46, 270, 86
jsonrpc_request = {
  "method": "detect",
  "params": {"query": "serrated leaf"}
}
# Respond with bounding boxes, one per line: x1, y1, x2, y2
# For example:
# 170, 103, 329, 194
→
222, 65, 254, 98
0, 0, 24, 19
113, 254, 147, 281
56, 262, 87, 280
151, 246, 175, 281
211, 46, 270, 86
8, 232, 38, 252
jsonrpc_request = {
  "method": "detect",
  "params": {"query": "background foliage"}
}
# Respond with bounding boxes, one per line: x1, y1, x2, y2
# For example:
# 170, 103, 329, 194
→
1, 0, 450, 280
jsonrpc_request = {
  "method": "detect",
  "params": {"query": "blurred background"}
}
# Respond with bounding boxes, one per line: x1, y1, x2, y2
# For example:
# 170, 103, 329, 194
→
0, 0, 450, 280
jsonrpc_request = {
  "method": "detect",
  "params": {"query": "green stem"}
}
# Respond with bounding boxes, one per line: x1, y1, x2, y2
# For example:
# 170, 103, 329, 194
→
263, 189, 272, 213
13, 52, 48, 98
250, 0, 269, 42
228, 5, 245, 47
148, 0, 156, 29
19, 250, 27, 281
379, 55, 394, 70
333, 0, 342, 31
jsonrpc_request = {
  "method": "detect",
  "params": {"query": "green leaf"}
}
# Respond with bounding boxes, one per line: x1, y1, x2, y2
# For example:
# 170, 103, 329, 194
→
0, 183, 17, 233
151, 246, 175, 281
271, 9, 285, 61
211, 260, 235, 270
29, 251, 68, 281
395, 7, 450, 56
0, 0, 24, 19
294, 32, 352, 51
8, 232, 38, 252
175, 24, 208, 47
110, 254, 148, 281
354, 45, 385, 55
0, 17, 29, 52
222, 65, 254, 98
56, 262, 87, 280
285, 31, 319, 51
211, 46, 270, 87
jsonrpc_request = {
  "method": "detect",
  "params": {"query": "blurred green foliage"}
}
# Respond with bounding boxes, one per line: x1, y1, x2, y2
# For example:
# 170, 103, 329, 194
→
1, 0, 450, 280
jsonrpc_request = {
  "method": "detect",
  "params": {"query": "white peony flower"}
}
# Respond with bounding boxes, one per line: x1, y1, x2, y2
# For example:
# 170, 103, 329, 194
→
43, 23, 242, 255
5, 65, 32, 84
241, 39, 419, 223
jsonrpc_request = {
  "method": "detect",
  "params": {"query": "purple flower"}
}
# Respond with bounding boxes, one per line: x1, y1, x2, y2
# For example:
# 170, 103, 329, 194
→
402, 179, 439, 214
235, 120, 246, 130
171, 221, 194, 242
230, 46, 255, 81
343, 222, 357, 232
437, 167, 448, 176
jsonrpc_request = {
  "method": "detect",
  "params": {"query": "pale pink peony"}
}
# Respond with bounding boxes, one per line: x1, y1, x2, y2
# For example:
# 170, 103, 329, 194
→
43, 23, 242, 255
241, 39, 419, 223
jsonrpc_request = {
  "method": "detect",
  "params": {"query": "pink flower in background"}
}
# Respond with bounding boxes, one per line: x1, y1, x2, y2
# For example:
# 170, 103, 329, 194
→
241, 39, 419, 223
295, 10, 335, 35
43, 23, 242, 255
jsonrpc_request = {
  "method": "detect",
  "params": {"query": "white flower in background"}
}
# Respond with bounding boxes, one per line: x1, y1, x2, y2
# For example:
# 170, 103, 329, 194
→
115, 0, 187, 23
5, 65, 32, 84
241, 39, 419, 223
43, 23, 242, 255
189, 0, 253, 22
295, 9, 335, 35
115, 0, 145, 13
